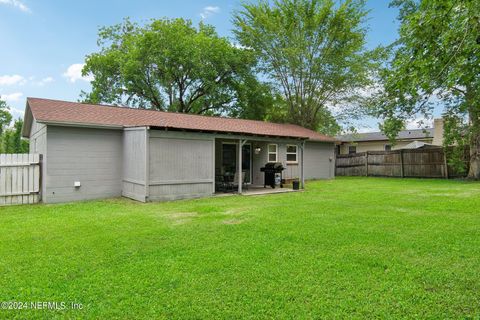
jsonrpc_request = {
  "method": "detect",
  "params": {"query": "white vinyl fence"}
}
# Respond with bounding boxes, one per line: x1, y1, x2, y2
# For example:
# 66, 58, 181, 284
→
0, 154, 41, 206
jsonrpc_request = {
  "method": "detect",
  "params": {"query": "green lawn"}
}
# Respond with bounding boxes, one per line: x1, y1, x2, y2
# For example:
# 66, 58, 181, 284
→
1, 178, 480, 319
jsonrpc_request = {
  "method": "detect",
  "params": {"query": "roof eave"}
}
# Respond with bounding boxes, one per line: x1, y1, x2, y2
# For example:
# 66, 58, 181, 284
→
36, 120, 124, 130
310, 139, 339, 143
148, 125, 312, 140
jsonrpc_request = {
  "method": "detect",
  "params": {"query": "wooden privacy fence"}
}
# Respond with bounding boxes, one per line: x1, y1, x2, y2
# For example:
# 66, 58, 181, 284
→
336, 148, 467, 179
0, 154, 41, 206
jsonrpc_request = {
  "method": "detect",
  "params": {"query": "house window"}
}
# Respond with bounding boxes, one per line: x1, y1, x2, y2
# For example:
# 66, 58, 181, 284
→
348, 146, 357, 154
336, 145, 341, 155
385, 144, 392, 151
268, 144, 278, 162
286, 145, 298, 163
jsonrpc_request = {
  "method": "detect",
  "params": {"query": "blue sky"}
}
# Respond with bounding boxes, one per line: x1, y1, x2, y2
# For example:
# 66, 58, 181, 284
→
0, 0, 401, 130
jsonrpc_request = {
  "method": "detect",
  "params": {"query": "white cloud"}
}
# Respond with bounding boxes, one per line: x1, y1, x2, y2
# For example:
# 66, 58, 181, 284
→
200, 6, 220, 19
0, 0, 31, 13
0, 92, 23, 102
0, 75, 54, 88
63, 64, 93, 83
10, 107, 24, 119
0, 74, 26, 86
35, 76, 54, 86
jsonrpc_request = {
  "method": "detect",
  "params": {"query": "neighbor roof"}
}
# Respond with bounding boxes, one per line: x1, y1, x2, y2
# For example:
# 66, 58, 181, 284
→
23, 98, 336, 142
401, 141, 438, 149
337, 128, 434, 142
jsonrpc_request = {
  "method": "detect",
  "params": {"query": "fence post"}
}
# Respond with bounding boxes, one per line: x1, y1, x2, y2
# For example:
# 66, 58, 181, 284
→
443, 149, 449, 179
365, 152, 369, 177
39, 154, 43, 202
400, 149, 404, 178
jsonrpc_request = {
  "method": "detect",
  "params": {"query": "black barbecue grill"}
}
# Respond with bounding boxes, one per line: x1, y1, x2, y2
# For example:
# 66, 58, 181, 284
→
260, 162, 285, 188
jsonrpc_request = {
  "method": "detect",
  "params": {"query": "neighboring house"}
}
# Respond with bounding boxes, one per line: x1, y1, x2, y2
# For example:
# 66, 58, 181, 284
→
336, 119, 444, 155
22, 98, 337, 204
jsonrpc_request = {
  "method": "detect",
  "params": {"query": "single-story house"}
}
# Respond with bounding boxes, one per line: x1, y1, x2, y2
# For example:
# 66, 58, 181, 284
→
22, 98, 337, 203
336, 119, 444, 154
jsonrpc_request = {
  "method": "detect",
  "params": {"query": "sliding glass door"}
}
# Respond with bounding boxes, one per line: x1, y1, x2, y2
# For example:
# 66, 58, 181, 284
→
221, 143, 252, 183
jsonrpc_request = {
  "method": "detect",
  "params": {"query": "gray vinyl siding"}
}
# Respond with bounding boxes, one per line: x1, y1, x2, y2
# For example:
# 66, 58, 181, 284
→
278, 143, 301, 180
304, 141, 335, 179
250, 141, 269, 186
251, 142, 302, 185
29, 119, 47, 199
148, 130, 214, 201
29, 119, 47, 153
44, 126, 123, 203
122, 128, 147, 202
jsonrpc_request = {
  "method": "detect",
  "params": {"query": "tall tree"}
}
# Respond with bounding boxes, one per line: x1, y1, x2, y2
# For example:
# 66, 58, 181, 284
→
0, 99, 12, 136
233, 0, 376, 134
373, 0, 480, 179
228, 76, 281, 120
82, 18, 266, 116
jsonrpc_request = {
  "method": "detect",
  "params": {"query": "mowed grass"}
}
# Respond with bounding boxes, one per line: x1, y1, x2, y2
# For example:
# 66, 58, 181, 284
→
1, 178, 480, 319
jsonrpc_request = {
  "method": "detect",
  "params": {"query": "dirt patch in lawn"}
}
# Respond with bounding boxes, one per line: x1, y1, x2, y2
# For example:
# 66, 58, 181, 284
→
223, 208, 246, 215
222, 218, 246, 225
167, 212, 198, 225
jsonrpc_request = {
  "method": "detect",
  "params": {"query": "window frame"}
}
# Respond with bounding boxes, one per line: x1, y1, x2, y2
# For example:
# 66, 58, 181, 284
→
384, 144, 392, 151
286, 144, 298, 164
348, 145, 357, 154
267, 144, 278, 163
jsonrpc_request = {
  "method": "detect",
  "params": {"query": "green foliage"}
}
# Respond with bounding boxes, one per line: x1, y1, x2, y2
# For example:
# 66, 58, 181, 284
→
0, 100, 28, 153
443, 113, 469, 173
0, 99, 12, 136
233, 0, 377, 133
228, 76, 279, 120
1, 178, 480, 318
0, 118, 29, 153
379, 117, 405, 145
372, 0, 480, 178
82, 18, 269, 117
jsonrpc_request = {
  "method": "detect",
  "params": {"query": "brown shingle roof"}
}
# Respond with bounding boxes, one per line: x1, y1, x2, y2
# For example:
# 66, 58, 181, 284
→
26, 98, 336, 142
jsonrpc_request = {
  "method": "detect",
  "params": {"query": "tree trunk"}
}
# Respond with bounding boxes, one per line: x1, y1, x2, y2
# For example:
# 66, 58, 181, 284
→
469, 136, 480, 179
467, 101, 480, 179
